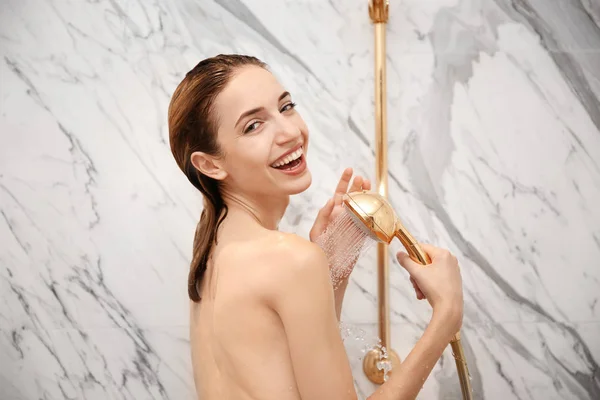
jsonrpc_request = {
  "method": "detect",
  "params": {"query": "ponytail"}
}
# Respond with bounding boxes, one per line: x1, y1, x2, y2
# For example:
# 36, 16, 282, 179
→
186, 166, 228, 301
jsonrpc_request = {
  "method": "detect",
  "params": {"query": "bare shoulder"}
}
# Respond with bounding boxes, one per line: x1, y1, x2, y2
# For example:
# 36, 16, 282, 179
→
265, 232, 327, 264
224, 231, 327, 269
224, 232, 331, 302
262, 232, 328, 273
262, 232, 331, 305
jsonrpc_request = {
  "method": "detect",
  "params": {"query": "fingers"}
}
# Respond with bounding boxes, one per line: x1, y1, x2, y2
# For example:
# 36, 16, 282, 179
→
398, 251, 426, 300
348, 175, 363, 193
396, 251, 421, 276
417, 243, 447, 259
335, 167, 372, 194
333, 168, 353, 197
348, 174, 371, 194
415, 242, 436, 255
410, 276, 425, 300
363, 178, 371, 191
334, 168, 372, 207
417, 243, 457, 264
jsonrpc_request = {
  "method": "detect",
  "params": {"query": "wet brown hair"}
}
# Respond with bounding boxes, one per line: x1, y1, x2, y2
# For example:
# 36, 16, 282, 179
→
168, 54, 267, 302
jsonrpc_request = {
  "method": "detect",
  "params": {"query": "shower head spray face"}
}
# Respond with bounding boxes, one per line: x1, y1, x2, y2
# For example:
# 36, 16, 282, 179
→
342, 191, 431, 265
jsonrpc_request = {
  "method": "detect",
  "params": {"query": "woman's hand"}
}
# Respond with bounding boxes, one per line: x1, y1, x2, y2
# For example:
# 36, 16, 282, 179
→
309, 167, 371, 243
397, 243, 464, 331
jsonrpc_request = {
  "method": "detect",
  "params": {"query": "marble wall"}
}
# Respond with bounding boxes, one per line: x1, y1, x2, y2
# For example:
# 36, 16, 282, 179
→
1, 0, 599, 399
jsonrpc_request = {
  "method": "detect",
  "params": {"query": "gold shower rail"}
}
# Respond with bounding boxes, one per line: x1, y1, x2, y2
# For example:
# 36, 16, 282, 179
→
361, 0, 402, 384
362, 1, 473, 399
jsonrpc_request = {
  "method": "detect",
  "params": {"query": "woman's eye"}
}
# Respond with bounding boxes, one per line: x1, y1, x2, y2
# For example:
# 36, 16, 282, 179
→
280, 102, 297, 112
244, 121, 261, 134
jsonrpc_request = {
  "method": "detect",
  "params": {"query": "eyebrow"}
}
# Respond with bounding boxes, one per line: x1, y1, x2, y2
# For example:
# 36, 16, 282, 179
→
234, 91, 291, 128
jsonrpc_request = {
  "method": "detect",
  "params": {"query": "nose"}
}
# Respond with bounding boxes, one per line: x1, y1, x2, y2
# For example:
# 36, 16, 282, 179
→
273, 114, 302, 145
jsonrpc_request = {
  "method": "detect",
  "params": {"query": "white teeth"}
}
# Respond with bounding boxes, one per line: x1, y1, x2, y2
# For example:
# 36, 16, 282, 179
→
272, 147, 303, 167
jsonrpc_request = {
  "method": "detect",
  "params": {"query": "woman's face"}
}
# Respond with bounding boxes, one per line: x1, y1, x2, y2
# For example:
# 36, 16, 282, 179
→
211, 66, 311, 198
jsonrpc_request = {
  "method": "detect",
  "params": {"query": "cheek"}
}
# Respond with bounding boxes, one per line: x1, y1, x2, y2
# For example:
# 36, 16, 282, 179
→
226, 139, 270, 173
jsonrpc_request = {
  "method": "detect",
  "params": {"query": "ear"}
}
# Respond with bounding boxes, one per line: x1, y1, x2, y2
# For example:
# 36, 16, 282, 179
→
190, 151, 228, 181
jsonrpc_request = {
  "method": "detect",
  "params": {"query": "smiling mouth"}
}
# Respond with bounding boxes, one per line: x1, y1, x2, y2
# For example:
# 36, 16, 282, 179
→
270, 146, 303, 170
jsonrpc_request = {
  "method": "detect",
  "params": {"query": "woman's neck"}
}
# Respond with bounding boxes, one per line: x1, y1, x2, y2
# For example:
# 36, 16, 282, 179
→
221, 191, 289, 230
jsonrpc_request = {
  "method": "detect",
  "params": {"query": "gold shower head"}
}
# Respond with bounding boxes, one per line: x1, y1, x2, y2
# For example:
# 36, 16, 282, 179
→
343, 190, 431, 265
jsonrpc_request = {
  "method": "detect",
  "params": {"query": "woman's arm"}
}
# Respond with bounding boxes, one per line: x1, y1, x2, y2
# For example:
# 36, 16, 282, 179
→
368, 309, 459, 400
370, 245, 464, 400
268, 238, 463, 400
269, 240, 357, 400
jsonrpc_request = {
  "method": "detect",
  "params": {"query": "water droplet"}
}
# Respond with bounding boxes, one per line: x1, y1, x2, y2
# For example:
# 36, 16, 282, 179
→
338, 321, 393, 380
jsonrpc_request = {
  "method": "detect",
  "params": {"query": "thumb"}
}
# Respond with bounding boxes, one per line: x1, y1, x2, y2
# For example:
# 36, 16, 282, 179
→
396, 251, 422, 276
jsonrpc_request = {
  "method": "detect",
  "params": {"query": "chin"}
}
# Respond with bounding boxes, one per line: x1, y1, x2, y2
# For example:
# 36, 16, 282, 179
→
286, 169, 312, 195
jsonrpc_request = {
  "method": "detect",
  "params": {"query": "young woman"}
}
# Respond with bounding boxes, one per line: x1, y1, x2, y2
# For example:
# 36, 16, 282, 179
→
168, 54, 464, 400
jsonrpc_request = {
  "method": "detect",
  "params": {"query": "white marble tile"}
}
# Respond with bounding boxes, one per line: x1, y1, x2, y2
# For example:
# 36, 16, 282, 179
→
1, 0, 599, 399
0, 326, 194, 399
345, 320, 598, 400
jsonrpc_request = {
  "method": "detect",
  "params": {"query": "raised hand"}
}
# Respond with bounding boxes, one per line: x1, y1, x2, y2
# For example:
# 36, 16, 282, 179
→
309, 167, 371, 243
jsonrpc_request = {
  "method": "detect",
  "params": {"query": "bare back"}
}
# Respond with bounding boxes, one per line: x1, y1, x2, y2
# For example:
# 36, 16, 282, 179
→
190, 231, 303, 400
